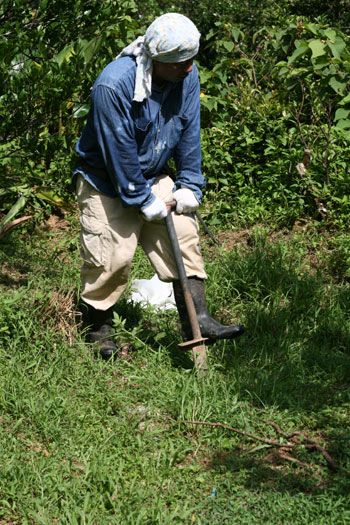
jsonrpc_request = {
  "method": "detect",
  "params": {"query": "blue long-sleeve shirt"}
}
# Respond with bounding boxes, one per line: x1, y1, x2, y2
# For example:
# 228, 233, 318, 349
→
74, 56, 205, 208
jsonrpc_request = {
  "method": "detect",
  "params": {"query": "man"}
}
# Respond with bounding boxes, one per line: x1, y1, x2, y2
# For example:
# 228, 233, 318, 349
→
74, 13, 244, 359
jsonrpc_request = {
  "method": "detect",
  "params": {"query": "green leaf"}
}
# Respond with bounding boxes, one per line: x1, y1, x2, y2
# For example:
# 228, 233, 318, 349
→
223, 41, 235, 52
287, 42, 309, 66
73, 104, 90, 119
312, 56, 330, 70
334, 108, 350, 121
0, 196, 27, 228
55, 43, 75, 66
324, 29, 337, 41
200, 96, 217, 111
78, 36, 103, 63
231, 27, 242, 42
329, 77, 347, 95
328, 36, 346, 59
206, 28, 216, 40
237, 57, 253, 67
335, 119, 350, 130
308, 39, 326, 58
339, 94, 350, 106
35, 189, 73, 209
304, 23, 319, 35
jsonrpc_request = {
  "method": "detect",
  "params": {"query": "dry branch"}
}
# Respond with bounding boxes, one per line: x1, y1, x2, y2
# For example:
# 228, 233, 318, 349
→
257, 417, 339, 471
172, 416, 340, 472
172, 418, 294, 448
0, 215, 34, 240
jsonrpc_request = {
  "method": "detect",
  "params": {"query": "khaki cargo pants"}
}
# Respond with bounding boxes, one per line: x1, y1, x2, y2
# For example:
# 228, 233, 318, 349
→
76, 174, 207, 310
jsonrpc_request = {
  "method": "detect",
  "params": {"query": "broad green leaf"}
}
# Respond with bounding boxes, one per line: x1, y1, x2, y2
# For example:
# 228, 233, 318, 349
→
78, 36, 103, 63
313, 56, 330, 70
339, 93, 350, 106
329, 77, 347, 95
35, 190, 75, 210
305, 23, 319, 35
328, 42, 340, 60
287, 42, 309, 66
237, 58, 253, 67
39, 0, 48, 11
324, 29, 337, 41
335, 119, 350, 129
55, 43, 75, 66
198, 69, 212, 83
223, 41, 235, 52
73, 104, 90, 119
278, 66, 289, 76
231, 27, 242, 42
206, 29, 216, 40
200, 96, 217, 111
328, 36, 346, 59
0, 196, 27, 228
308, 39, 326, 58
334, 108, 350, 121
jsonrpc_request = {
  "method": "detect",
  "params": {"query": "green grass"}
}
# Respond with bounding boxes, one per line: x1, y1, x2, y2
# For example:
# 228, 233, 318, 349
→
0, 216, 349, 523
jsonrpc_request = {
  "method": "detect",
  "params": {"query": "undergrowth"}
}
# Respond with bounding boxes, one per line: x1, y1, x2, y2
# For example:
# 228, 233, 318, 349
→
0, 216, 349, 523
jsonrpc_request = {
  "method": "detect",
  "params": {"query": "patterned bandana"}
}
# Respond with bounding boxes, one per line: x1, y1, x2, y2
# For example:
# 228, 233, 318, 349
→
116, 13, 200, 102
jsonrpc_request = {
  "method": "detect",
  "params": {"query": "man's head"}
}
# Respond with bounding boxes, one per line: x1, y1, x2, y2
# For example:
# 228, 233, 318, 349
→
144, 14, 199, 86
116, 13, 200, 101
144, 13, 200, 64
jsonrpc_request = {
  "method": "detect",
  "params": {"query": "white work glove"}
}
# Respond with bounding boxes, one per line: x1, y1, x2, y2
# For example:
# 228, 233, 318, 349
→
141, 196, 167, 222
173, 188, 199, 214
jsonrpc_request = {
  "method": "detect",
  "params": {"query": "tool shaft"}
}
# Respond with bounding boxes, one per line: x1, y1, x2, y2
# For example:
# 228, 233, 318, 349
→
165, 209, 207, 371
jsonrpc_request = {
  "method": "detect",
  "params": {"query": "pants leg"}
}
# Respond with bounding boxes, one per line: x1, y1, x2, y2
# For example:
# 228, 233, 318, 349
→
76, 173, 207, 310
76, 174, 142, 310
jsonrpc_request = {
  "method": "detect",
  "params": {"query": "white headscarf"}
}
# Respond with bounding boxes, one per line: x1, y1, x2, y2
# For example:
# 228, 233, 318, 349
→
116, 13, 200, 102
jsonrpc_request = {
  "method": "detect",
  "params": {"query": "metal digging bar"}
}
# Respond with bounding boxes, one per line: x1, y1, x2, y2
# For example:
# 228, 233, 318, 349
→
165, 202, 208, 373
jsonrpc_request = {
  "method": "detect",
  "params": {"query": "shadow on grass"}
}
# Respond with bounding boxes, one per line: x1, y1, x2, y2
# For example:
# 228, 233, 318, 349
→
214, 244, 350, 412
209, 448, 350, 497
0, 228, 79, 286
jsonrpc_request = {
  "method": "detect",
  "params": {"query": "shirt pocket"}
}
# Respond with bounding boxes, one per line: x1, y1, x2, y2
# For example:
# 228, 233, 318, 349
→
134, 118, 152, 144
79, 214, 107, 267
167, 115, 188, 149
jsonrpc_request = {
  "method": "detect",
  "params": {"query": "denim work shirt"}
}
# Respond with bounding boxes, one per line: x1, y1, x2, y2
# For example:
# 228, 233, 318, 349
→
74, 56, 205, 209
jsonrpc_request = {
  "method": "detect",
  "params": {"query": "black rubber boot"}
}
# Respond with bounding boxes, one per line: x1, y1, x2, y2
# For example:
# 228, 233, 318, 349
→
173, 277, 245, 342
80, 302, 117, 360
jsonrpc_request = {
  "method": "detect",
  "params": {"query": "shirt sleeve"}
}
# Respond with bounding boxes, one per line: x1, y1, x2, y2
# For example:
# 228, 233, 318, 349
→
172, 69, 206, 203
91, 84, 154, 208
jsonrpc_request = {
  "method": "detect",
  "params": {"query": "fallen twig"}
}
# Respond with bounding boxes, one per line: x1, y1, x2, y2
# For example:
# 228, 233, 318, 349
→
257, 417, 339, 471
0, 215, 34, 240
277, 451, 311, 470
171, 416, 340, 472
170, 418, 294, 449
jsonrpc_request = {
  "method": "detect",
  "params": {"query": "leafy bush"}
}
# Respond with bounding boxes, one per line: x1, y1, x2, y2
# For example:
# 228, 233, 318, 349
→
1, 0, 138, 217
198, 19, 350, 226
1, 1, 350, 228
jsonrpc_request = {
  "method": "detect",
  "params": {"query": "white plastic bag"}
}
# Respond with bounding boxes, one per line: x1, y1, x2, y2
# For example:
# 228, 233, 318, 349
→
129, 274, 176, 310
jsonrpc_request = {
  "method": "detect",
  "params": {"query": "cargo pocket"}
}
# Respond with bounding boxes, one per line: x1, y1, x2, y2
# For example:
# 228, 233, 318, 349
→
80, 214, 107, 267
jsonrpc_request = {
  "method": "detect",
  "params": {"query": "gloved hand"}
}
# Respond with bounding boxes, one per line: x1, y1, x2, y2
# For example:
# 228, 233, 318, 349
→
173, 188, 199, 214
141, 196, 167, 222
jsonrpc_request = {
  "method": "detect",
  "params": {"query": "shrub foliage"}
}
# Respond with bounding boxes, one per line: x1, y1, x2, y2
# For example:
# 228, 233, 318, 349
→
1, 0, 349, 227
